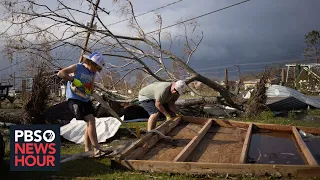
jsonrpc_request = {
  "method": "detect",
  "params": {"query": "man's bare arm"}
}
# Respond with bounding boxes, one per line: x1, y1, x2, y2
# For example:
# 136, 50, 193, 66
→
168, 95, 179, 114
155, 100, 171, 117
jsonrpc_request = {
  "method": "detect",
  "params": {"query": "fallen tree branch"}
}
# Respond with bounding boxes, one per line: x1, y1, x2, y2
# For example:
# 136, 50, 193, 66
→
92, 92, 137, 138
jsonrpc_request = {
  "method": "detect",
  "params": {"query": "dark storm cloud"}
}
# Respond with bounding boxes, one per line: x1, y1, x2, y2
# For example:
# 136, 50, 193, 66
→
186, 0, 320, 71
1, 0, 320, 79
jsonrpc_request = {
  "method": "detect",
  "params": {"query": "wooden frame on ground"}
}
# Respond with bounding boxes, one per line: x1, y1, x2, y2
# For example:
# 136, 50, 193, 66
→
112, 116, 320, 178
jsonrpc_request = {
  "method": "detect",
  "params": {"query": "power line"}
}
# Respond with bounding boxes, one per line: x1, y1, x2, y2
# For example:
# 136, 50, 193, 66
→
0, 59, 29, 72
100, 0, 252, 59
195, 56, 305, 72
52, 1, 184, 65
107, 0, 183, 27
200, 68, 266, 74
198, 59, 315, 75
146, 0, 251, 34
194, 53, 303, 71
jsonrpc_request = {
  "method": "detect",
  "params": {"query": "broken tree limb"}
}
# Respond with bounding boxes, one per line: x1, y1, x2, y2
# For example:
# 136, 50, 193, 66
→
193, 74, 238, 108
92, 92, 137, 138
175, 97, 218, 107
142, 39, 238, 109
94, 83, 133, 102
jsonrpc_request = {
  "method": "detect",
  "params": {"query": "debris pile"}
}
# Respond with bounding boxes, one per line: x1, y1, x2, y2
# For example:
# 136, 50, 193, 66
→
23, 66, 52, 124
244, 70, 270, 117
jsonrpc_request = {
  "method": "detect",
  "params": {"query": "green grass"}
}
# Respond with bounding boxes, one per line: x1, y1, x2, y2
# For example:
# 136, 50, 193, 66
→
60, 143, 84, 155
234, 110, 320, 128
0, 156, 298, 180
308, 109, 320, 116
120, 121, 163, 129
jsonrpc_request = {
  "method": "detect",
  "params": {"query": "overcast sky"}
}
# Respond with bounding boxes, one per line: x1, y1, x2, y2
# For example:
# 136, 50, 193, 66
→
1, 0, 320, 80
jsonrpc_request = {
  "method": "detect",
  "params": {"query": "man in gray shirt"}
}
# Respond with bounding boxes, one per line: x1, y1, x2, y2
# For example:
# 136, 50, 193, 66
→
138, 80, 187, 131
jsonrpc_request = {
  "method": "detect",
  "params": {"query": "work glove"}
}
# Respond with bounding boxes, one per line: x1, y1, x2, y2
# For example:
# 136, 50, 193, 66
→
84, 83, 93, 95
175, 112, 183, 117
85, 88, 91, 95
85, 88, 93, 95
166, 115, 172, 121
72, 78, 83, 87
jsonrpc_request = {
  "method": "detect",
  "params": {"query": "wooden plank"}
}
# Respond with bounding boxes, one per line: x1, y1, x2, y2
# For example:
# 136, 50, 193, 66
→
182, 116, 210, 125
184, 117, 320, 134
239, 123, 253, 164
119, 117, 181, 159
292, 126, 318, 166
253, 123, 292, 132
213, 119, 250, 128
173, 119, 213, 162
216, 119, 291, 131
117, 160, 320, 178
92, 92, 137, 138
124, 117, 181, 160
212, 119, 291, 131
297, 126, 320, 135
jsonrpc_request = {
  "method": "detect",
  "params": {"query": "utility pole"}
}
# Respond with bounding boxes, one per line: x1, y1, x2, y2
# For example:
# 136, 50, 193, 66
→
224, 68, 229, 90
281, 68, 286, 86
13, 72, 15, 90
234, 64, 241, 95
79, 0, 101, 63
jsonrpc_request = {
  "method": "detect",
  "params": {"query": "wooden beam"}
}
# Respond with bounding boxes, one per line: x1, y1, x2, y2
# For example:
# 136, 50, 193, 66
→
296, 126, 320, 135
292, 126, 318, 166
213, 119, 250, 128
182, 117, 320, 134
117, 160, 320, 178
173, 119, 213, 162
119, 117, 181, 159
92, 92, 137, 138
214, 119, 320, 133
124, 117, 181, 160
182, 116, 209, 125
254, 123, 291, 132
239, 123, 253, 164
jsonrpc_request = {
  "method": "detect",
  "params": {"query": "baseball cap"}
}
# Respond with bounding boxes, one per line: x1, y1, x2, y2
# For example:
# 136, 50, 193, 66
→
83, 52, 105, 68
174, 80, 187, 95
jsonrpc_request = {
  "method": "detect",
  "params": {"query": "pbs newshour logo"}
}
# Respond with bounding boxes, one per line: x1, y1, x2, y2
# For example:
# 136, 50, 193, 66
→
10, 125, 60, 171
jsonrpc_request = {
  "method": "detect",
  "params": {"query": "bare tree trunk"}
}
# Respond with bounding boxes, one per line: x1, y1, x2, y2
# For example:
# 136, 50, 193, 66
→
185, 74, 238, 108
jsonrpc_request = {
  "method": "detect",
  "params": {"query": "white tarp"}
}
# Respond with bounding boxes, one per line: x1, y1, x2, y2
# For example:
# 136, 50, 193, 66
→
266, 85, 320, 108
60, 117, 122, 144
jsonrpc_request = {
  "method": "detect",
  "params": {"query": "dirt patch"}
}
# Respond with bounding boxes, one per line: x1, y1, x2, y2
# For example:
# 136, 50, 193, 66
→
186, 126, 246, 163
139, 122, 203, 161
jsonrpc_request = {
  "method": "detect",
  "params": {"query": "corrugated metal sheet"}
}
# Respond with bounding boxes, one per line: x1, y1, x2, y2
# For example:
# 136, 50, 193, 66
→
266, 96, 308, 111
266, 85, 320, 111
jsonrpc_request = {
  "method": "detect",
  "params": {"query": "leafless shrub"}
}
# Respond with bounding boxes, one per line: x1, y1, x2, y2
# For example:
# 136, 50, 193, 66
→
23, 64, 53, 124
244, 68, 270, 117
